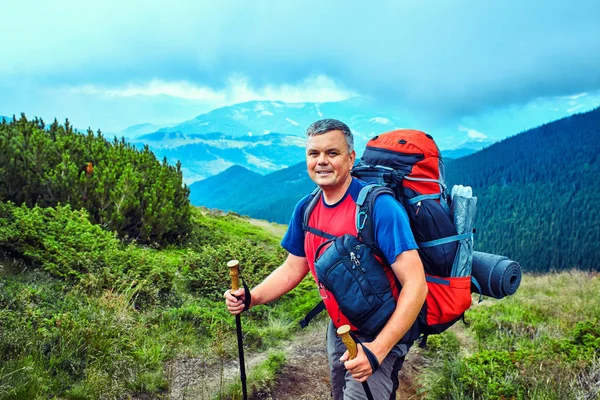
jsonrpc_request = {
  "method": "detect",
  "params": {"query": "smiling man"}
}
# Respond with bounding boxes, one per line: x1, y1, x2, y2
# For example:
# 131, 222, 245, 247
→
225, 119, 427, 399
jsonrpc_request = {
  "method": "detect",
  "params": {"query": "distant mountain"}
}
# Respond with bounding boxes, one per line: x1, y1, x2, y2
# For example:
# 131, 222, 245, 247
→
137, 132, 305, 183
189, 165, 262, 210
190, 162, 314, 223
118, 122, 176, 138
0, 115, 12, 122
441, 138, 495, 159
128, 93, 600, 183
131, 98, 420, 182
442, 148, 478, 159
189, 107, 600, 272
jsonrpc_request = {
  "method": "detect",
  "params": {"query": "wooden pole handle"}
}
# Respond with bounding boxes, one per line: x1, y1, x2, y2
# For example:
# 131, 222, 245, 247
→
337, 325, 357, 359
227, 259, 240, 291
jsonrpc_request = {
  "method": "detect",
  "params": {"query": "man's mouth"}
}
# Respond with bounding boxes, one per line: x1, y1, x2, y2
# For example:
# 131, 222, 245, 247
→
316, 170, 332, 175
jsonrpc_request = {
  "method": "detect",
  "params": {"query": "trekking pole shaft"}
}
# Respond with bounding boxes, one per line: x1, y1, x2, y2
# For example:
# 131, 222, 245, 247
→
235, 314, 248, 399
228, 260, 247, 400
337, 325, 375, 400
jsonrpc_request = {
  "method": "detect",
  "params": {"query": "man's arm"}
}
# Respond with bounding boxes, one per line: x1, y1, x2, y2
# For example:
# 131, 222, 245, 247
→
224, 252, 310, 314
342, 249, 427, 382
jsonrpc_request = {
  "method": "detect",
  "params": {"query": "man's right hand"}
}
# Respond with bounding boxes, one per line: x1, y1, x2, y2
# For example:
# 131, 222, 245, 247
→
224, 288, 248, 315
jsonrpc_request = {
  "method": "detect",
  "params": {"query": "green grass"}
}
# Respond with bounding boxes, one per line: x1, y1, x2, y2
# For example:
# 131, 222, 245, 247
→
419, 271, 600, 400
0, 202, 309, 399
219, 351, 287, 400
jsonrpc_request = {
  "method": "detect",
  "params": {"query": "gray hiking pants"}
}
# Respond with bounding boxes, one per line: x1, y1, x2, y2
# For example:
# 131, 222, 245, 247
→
326, 320, 410, 400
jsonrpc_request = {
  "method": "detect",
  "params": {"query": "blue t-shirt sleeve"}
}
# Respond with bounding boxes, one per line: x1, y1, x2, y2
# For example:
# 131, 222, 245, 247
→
280, 194, 311, 257
372, 194, 418, 265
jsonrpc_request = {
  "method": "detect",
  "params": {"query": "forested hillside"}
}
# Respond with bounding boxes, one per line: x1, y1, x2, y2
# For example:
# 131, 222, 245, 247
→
0, 115, 191, 245
445, 107, 600, 271
190, 162, 316, 223
189, 107, 600, 272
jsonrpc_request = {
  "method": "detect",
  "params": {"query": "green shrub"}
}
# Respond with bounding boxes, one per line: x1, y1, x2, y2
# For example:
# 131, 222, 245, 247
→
0, 199, 314, 399
0, 115, 191, 246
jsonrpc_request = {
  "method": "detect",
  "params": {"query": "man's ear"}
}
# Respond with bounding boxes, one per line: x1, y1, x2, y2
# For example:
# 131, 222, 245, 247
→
349, 150, 356, 164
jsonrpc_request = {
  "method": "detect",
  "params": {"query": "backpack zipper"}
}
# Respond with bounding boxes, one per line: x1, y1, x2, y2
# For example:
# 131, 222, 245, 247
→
350, 251, 360, 267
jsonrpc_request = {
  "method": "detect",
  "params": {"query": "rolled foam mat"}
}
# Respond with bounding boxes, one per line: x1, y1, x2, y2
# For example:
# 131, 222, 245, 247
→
471, 251, 522, 299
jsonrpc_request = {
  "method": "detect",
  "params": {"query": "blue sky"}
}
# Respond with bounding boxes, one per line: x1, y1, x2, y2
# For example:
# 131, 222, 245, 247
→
1, 0, 599, 133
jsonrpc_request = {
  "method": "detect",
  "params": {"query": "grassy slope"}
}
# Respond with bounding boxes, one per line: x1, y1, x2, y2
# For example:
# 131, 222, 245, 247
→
1, 201, 598, 399
0, 203, 319, 399
419, 270, 600, 400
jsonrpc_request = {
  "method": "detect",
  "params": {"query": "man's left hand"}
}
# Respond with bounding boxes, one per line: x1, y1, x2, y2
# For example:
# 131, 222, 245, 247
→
340, 342, 380, 382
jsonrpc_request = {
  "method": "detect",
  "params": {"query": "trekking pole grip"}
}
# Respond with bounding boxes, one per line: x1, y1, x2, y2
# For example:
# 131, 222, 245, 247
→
227, 259, 240, 291
337, 325, 357, 359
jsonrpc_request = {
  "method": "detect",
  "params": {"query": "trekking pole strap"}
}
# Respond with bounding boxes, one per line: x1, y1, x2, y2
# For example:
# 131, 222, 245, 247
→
240, 277, 252, 311
337, 325, 376, 400
349, 331, 380, 373
299, 300, 326, 328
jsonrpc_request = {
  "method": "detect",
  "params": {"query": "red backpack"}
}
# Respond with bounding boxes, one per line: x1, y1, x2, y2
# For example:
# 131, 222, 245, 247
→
352, 129, 478, 340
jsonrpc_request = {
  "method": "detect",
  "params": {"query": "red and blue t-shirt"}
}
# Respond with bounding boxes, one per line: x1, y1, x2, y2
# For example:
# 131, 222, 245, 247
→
281, 178, 418, 329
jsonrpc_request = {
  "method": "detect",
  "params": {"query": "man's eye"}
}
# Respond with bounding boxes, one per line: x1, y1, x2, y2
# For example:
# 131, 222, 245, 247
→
328, 151, 338, 156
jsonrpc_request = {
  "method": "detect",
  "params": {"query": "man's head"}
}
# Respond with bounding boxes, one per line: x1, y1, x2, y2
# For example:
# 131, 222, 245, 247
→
306, 119, 354, 154
305, 119, 356, 200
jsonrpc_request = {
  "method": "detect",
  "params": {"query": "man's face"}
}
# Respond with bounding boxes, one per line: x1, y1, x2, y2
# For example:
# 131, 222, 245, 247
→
306, 130, 356, 191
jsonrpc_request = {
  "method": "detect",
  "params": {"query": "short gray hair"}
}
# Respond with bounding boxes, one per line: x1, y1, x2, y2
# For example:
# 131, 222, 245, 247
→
306, 118, 354, 154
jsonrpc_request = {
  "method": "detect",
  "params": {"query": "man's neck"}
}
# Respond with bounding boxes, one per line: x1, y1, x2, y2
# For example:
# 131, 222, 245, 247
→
321, 177, 353, 205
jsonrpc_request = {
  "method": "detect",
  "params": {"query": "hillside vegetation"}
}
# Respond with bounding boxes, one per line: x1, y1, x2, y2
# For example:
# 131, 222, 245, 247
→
0, 201, 320, 399
0, 116, 191, 245
418, 271, 600, 400
2, 201, 598, 399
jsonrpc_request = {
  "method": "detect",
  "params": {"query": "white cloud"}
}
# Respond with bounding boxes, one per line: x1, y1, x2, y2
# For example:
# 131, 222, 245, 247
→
286, 118, 300, 126
68, 79, 225, 100
63, 74, 353, 106
458, 125, 487, 140
369, 117, 390, 124
567, 92, 588, 100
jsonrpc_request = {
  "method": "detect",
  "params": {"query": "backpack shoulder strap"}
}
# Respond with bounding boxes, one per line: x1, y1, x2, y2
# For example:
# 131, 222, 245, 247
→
355, 184, 395, 249
302, 186, 336, 240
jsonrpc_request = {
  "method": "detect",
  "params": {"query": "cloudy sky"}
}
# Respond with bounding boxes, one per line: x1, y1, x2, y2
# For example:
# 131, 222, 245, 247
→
1, 0, 599, 133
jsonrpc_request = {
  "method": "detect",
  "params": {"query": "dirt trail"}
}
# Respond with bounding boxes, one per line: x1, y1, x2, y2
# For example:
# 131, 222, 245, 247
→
165, 318, 426, 400
170, 215, 427, 399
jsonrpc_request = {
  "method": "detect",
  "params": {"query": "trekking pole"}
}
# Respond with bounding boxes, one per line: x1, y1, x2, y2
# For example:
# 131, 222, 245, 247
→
337, 325, 375, 400
228, 259, 248, 400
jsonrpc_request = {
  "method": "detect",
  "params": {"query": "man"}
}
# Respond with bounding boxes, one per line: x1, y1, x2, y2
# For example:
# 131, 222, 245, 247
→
225, 119, 427, 399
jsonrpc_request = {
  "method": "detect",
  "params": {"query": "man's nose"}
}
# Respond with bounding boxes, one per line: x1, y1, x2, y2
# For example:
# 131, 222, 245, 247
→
317, 153, 328, 164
